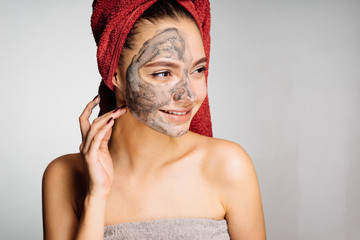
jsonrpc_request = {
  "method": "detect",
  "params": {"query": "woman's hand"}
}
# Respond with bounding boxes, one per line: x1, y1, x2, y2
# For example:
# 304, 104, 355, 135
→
79, 96, 126, 199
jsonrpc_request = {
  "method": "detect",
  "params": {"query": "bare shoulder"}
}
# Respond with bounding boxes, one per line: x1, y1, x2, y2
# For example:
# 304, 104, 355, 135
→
196, 136, 266, 239
197, 136, 255, 185
42, 153, 86, 239
43, 153, 85, 195
43, 153, 86, 210
43, 153, 84, 180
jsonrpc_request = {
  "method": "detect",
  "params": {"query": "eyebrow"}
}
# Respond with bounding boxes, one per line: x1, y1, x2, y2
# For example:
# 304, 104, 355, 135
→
143, 61, 181, 69
191, 57, 208, 68
143, 57, 208, 69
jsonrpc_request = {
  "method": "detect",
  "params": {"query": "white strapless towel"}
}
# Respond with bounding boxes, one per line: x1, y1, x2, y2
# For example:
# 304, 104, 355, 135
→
104, 217, 230, 240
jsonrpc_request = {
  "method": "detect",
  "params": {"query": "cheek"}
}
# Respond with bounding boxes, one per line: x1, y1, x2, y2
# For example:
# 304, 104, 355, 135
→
126, 62, 163, 112
194, 80, 207, 104
127, 81, 157, 110
126, 76, 172, 114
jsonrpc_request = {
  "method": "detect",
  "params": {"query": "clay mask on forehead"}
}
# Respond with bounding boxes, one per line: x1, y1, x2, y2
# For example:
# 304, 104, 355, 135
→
125, 27, 197, 137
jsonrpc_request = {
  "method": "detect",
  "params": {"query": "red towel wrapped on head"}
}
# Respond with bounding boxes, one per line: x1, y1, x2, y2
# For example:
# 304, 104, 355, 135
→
91, 0, 212, 137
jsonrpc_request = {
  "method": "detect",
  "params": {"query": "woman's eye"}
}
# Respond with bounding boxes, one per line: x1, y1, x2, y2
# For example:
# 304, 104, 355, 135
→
193, 66, 206, 74
151, 71, 171, 78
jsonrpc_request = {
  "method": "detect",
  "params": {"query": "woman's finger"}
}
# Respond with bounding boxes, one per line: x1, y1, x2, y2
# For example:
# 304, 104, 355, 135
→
86, 117, 114, 162
81, 106, 127, 154
79, 95, 100, 140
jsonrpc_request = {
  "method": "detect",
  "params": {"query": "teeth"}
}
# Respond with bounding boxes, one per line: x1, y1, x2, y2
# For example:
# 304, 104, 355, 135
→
163, 110, 187, 115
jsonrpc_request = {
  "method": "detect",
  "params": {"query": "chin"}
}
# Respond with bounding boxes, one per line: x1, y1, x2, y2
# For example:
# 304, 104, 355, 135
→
166, 128, 189, 137
150, 123, 190, 138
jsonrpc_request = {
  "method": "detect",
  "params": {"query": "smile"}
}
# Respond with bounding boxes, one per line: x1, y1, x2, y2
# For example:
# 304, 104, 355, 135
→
159, 108, 193, 123
160, 110, 188, 115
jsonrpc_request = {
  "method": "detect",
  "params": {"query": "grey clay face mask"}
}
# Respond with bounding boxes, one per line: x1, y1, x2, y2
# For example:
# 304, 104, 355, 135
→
125, 28, 198, 137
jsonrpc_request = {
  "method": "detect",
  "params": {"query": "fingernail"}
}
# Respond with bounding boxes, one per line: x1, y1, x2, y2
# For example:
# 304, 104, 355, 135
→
113, 105, 127, 113
93, 95, 99, 101
112, 107, 122, 113
107, 117, 113, 124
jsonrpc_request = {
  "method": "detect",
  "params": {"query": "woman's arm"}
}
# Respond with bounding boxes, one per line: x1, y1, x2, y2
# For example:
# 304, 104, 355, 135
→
42, 97, 126, 240
42, 155, 82, 239
217, 141, 266, 240
75, 195, 107, 239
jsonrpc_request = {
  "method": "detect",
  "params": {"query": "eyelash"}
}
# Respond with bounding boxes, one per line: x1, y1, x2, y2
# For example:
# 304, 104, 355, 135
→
151, 71, 171, 77
193, 66, 207, 74
150, 66, 206, 78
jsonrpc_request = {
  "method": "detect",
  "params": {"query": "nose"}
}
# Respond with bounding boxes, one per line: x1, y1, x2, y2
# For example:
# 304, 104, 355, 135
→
172, 78, 195, 103
173, 87, 186, 100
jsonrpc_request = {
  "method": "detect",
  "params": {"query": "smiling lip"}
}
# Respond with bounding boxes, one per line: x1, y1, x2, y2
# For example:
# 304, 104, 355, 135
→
159, 108, 192, 123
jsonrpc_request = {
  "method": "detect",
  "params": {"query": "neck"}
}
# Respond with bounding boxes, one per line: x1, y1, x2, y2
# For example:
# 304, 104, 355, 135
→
108, 111, 185, 176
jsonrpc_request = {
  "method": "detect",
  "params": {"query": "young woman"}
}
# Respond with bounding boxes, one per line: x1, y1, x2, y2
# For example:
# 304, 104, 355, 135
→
42, 0, 266, 239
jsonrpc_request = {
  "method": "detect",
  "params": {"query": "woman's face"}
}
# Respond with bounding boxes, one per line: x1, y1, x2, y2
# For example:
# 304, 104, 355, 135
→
118, 18, 207, 137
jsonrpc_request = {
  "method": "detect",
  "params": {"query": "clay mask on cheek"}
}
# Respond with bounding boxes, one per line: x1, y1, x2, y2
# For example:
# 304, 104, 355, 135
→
125, 28, 196, 137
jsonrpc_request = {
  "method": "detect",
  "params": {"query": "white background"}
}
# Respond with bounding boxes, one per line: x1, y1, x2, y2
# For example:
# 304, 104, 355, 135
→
0, 0, 359, 239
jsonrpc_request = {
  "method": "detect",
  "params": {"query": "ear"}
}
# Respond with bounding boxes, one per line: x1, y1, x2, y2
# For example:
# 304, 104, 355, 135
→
112, 66, 122, 90
112, 66, 127, 104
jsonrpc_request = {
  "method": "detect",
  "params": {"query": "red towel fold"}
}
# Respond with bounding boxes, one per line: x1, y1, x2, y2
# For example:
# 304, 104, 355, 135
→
91, 0, 212, 137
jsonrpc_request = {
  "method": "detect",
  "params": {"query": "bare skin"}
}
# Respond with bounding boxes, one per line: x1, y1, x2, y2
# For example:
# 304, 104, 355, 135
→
42, 18, 266, 240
